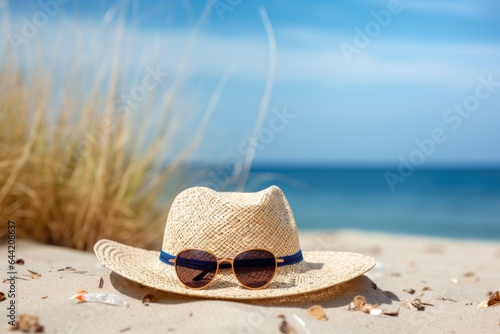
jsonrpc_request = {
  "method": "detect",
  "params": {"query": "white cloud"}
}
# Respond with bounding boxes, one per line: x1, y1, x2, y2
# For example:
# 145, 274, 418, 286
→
4, 15, 500, 93
151, 28, 500, 90
3, 13, 499, 164
403, 0, 486, 18
366, 0, 489, 18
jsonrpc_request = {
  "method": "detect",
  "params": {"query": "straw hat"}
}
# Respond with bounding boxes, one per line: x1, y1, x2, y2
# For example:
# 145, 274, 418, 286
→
94, 186, 375, 300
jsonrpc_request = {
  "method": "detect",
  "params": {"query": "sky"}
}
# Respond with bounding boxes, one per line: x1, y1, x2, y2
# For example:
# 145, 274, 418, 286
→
5, 0, 500, 167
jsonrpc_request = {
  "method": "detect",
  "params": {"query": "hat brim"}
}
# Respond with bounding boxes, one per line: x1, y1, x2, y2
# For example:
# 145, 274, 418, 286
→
94, 239, 375, 300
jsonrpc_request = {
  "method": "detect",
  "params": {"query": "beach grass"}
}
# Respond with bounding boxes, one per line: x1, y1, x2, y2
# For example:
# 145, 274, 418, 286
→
0, 0, 270, 251
0, 5, 201, 251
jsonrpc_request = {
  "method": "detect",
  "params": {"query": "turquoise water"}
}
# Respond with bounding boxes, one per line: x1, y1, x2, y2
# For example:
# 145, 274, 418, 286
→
243, 166, 500, 240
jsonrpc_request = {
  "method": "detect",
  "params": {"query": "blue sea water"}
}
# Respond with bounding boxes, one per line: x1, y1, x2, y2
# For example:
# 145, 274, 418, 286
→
243, 166, 500, 241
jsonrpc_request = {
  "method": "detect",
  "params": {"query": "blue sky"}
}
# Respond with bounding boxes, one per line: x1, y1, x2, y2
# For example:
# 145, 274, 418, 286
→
6, 0, 500, 166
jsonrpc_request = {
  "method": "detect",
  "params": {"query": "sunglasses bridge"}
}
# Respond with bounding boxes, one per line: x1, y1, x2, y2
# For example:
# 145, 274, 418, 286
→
217, 259, 235, 269
210, 258, 285, 268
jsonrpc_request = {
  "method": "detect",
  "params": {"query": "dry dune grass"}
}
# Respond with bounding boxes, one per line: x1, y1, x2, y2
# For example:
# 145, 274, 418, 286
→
0, 1, 272, 251
0, 4, 206, 251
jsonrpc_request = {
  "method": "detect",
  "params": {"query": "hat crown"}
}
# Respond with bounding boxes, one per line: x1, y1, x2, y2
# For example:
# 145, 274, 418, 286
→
162, 186, 301, 258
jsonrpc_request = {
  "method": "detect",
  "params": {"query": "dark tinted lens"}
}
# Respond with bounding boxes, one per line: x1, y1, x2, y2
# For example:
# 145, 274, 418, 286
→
233, 250, 276, 289
175, 250, 218, 289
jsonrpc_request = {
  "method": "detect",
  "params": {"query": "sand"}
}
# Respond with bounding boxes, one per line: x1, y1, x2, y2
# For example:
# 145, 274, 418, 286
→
1, 230, 499, 333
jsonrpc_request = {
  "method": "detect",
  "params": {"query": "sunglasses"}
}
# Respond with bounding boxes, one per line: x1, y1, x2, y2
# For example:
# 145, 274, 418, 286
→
160, 248, 303, 290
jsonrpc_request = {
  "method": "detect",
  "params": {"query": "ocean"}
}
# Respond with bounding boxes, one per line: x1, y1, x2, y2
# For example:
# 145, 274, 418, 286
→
242, 166, 500, 241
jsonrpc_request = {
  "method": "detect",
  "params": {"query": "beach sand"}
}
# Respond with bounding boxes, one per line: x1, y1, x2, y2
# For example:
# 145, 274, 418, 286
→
1, 231, 499, 333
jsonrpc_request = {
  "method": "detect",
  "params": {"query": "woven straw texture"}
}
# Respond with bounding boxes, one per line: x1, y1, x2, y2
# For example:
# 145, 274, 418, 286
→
162, 186, 300, 258
94, 186, 375, 300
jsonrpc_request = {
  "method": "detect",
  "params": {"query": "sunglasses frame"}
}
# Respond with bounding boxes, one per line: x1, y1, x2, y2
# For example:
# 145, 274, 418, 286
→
168, 248, 285, 290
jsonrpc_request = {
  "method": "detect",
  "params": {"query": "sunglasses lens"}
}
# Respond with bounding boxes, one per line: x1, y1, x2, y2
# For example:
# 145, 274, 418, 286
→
233, 250, 277, 289
175, 250, 217, 289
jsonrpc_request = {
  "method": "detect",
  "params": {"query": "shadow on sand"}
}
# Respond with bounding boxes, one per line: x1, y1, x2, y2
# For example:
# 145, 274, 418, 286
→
110, 272, 400, 308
